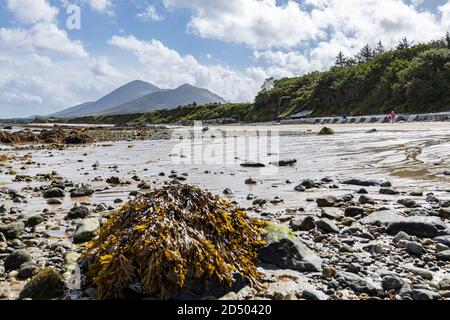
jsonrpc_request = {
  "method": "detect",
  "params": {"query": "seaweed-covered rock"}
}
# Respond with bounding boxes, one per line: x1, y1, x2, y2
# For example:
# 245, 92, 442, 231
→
0, 221, 25, 239
19, 268, 65, 300
319, 127, 335, 135
82, 184, 266, 299
259, 223, 322, 272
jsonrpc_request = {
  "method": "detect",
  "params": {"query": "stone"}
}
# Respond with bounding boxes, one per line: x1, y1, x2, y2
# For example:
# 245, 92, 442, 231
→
67, 205, 90, 219
436, 250, 450, 261
380, 188, 400, 195
73, 218, 100, 243
444, 171, 450, 176
343, 178, 384, 187
335, 272, 382, 295
17, 262, 40, 280
410, 289, 440, 300
316, 218, 340, 234
219, 292, 238, 300
398, 198, 419, 208
294, 185, 306, 192
271, 159, 297, 167
300, 179, 317, 189
259, 223, 323, 272
359, 195, 375, 205
297, 216, 316, 231
438, 277, 450, 291
19, 268, 65, 300
345, 206, 365, 217
439, 208, 450, 220
245, 178, 257, 185
47, 198, 62, 205
4, 249, 32, 270
410, 190, 424, 197
43, 188, 65, 198
302, 288, 329, 300
70, 185, 94, 198
223, 188, 234, 195
106, 176, 120, 185
0, 221, 25, 239
357, 188, 368, 194
361, 211, 448, 238
382, 275, 404, 291
404, 265, 433, 280
319, 127, 335, 135
316, 196, 338, 208
406, 241, 425, 255
26, 214, 44, 227
393, 231, 411, 243
435, 235, 450, 247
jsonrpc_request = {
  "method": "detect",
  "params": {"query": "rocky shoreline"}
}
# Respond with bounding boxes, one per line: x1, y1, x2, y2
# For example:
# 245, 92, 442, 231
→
1, 124, 450, 300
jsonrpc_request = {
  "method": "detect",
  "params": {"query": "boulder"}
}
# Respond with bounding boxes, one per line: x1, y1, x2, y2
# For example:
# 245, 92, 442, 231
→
43, 188, 65, 198
70, 185, 94, 198
0, 221, 25, 239
335, 272, 382, 295
259, 223, 322, 272
67, 205, 90, 219
319, 127, 335, 135
73, 218, 100, 243
5, 249, 32, 270
19, 268, 65, 300
316, 196, 338, 208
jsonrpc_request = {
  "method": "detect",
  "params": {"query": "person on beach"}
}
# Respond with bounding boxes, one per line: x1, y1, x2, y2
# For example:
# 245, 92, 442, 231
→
388, 111, 396, 123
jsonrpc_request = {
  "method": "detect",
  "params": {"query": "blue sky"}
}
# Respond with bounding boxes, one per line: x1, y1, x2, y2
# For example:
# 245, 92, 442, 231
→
0, 0, 449, 117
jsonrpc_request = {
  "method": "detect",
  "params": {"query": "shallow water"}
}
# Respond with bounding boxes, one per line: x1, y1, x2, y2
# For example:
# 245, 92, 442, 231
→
1, 123, 450, 216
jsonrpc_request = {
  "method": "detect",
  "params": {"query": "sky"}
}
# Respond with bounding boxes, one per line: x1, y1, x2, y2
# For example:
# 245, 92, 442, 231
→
0, 0, 449, 118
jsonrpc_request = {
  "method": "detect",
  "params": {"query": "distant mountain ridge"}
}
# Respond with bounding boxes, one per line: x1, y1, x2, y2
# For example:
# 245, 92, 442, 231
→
102, 84, 226, 115
52, 81, 225, 118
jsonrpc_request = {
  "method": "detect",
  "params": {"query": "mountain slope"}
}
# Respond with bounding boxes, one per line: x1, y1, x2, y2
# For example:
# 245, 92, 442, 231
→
52, 80, 161, 117
101, 84, 226, 115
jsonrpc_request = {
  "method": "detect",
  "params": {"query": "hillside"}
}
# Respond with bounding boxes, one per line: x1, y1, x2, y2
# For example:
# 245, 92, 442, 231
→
52, 80, 161, 117
253, 37, 450, 120
101, 84, 226, 115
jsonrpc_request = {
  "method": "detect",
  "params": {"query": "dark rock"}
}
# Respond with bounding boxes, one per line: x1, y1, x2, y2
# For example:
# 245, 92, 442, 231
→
398, 198, 419, 208
319, 127, 335, 135
43, 188, 65, 198
382, 275, 405, 291
435, 235, 450, 247
436, 250, 450, 261
26, 214, 44, 227
67, 205, 90, 219
316, 196, 338, 208
271, 159, 297, 167
240, 162, 265, 168
294, 185, 306, 192
223, 188, 234, 195
259, 223, 322, 272
106, 176, 121, 185
357, 188, 368, 194
0, 221, 25, 239
17, 262, 40, 279
336, 272, 381, 295
359, 195, 375, 204
70, 185, 94, 198
345, 206, 365, 217
302, 288, 329, 300
316, 218, 340, 234
410, 289, 441, 300
405, 241, 425, 255
19, 268, 65, 300
343, 178, 383, 187
5, 249, 32, 270
300, 179, 317, 189
47, 198, 62, 205
245, 178, 257, 185
380, 188, 400, 195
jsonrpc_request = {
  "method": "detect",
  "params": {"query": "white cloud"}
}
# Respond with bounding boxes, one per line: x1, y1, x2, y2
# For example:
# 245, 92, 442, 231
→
0, 23, 89, 58
6, 0, 58, 24
109, 35, 261, 102
84, 0, 114, 14
90, 56, 122, 78
137, 5, 164, 22
164, 0, 323, 49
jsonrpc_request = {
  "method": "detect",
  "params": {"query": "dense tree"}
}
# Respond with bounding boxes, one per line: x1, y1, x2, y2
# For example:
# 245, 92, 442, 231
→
356, 45, 375, 63
445, 32, 450, 49
335, 51, 348, 67
375, 40, 385, 54
261, 77, 275, 92
397, 37, 413, 50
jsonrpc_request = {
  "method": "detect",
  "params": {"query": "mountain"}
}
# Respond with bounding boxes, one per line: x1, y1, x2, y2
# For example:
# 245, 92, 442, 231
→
101, 84, 226, 115
52, 80, 161, 117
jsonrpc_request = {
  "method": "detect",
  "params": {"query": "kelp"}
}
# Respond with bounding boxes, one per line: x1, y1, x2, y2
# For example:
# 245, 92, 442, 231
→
82, 184, 267, 299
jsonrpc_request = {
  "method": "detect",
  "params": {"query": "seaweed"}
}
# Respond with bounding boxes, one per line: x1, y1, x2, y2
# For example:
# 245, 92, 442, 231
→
82, 184, 267, 299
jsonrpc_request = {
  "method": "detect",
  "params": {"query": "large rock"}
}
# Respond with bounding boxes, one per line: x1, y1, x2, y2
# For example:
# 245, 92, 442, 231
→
5, 249, 32, 270
70, 185, 94, 198
0, 221, 25, 239
319, 127, 335, 135
73, 218, 100, 243
342, 178, 386, 187
316, 196, 338, 208
67, 205, 90, 219
259, 223, 322, 272
42, 188, 65, 198
335, 272, 382, 295
435, 235, 450, 247
436, 250, 450, 261
361, 211, 448, 238
19, 268, 65, 300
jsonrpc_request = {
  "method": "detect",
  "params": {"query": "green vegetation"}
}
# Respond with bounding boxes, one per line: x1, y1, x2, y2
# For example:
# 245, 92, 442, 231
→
255, 34, 450, 118
38, 34, 450, 125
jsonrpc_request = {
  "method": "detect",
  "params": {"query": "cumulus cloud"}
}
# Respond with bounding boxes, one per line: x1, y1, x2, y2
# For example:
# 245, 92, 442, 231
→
0, 23, 88, 58
6, 0, 58, 24
109, 35, 262, 102
84, 0, 113, 13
